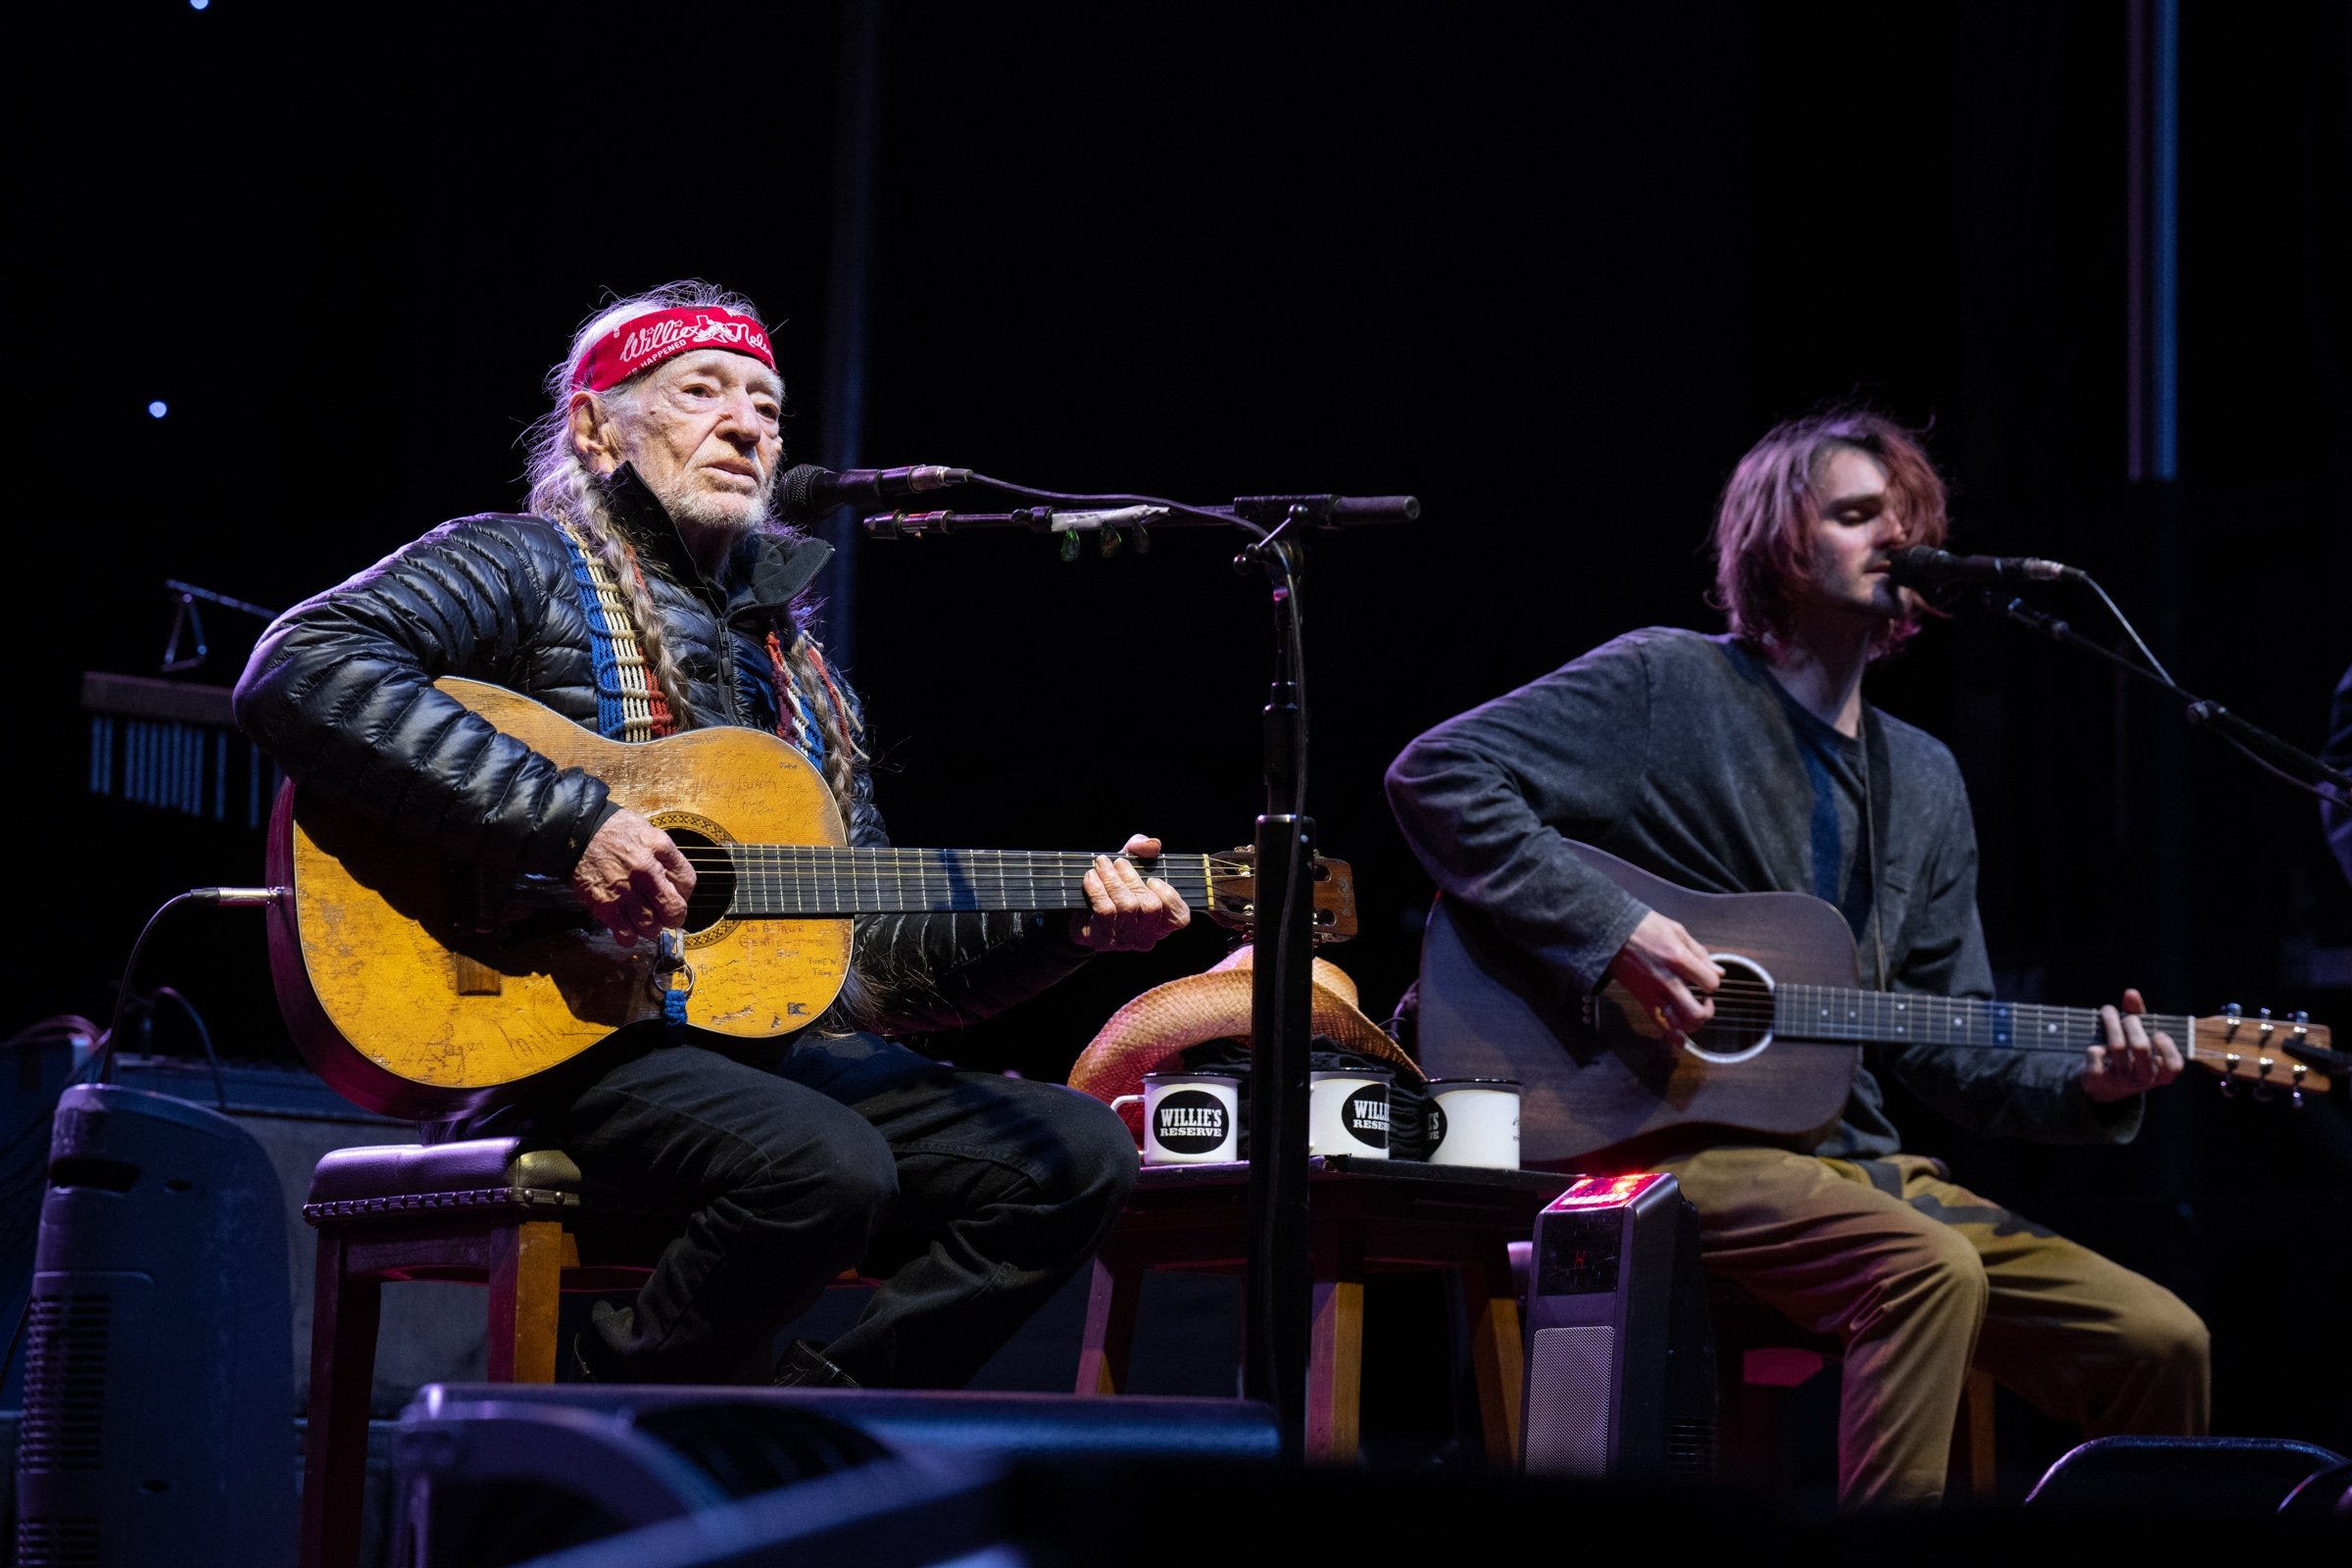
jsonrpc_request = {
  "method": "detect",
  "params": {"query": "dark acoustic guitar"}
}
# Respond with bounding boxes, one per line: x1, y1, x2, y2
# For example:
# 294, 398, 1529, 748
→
1415, 839, 2333, 1166
267, 677, 1357, 1118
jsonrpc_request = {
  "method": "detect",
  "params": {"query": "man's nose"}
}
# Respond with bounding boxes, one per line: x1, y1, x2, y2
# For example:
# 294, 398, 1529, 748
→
713, 393, 763, 446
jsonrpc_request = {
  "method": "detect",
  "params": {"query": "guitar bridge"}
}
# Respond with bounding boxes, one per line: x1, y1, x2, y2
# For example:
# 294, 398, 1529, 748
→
451, 954, 503, 997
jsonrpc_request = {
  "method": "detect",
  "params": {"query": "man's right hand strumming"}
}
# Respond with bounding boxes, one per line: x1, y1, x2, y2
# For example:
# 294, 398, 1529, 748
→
570, 807, 697, 946
1607, 907, 1724, 1042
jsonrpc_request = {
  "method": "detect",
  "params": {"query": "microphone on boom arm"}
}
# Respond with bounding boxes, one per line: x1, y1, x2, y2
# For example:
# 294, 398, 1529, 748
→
1885, 545, 2084, 588
1228, 494, 1422, 527
776, 463, 972, 525
857, 492, 1428, 538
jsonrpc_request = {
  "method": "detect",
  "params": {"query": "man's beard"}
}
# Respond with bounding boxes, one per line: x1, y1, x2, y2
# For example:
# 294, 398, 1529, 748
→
656, 476, 772, 544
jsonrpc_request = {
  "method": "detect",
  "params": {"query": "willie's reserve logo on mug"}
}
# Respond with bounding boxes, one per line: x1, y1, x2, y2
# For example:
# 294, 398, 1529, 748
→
1153, 1091, 1231, 1156
1343, 1086, 1390, 1151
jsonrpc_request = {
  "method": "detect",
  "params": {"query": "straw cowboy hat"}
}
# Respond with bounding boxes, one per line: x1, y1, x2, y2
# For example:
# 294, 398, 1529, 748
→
1068, 944, 1424, 1109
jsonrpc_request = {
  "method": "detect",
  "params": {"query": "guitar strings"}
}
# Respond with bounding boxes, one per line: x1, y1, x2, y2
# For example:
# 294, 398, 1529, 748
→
1680, 1004, 2213, 1033
631, 848, 1237, 915
1705, 1035, 2220, 1058
1677, 1006, 2204, 1030
1625, 978, 2283, 1063
1664, 1001, 2200, 1037
1657, 1022, 2288, 1067
662, 848, 1242, 864
662, 852, 1242, 878
655, 848, 1241, 908
548, 840, 2291, 1066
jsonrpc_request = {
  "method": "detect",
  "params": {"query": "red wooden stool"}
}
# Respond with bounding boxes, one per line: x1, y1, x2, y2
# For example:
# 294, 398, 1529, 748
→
1076, 1155, 1572, 1465
298, 1138, 657, 1568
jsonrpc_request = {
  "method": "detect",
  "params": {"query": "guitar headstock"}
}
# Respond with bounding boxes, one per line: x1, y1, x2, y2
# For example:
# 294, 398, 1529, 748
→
2187, 1006, 2333, 1097
1202, 848, 1359, 943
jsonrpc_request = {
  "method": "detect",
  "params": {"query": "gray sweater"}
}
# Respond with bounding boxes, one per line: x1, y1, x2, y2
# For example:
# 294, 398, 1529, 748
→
1386, 627, 2135, 1156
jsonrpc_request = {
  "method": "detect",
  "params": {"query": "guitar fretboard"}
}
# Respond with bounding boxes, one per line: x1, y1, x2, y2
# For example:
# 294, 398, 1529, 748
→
1772, 985, 2190, 1054
714, 848, 1226, 917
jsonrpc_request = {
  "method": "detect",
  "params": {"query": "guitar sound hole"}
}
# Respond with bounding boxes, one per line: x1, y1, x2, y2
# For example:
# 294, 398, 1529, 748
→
1684, 956, 1776, 1065
665, 828, 737, 934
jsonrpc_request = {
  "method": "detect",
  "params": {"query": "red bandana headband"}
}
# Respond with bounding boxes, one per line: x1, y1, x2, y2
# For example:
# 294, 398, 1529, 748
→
570, 307, 775, 392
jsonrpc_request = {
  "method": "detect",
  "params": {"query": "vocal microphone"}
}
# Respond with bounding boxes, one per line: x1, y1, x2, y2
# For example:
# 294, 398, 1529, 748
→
1885, 545, 2083, 587
777, 463, 973, 523
861, 506, 1167, 539
1228, 493, 1421, 526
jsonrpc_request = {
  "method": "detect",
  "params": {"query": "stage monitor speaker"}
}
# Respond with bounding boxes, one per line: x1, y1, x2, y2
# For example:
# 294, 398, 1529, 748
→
13, 1085, 294, 1568
391, 1383, 1280, 1566
2025, 1435, 2351, 1515
3, 1027, 80, 1411
106, 1051, 482, 1416
1520, 1171, 1716, 1483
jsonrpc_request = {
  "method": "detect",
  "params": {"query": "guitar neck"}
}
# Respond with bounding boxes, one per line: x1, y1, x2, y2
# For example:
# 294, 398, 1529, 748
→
721, 848, 1217, 917
1774, 986, 2191, 1055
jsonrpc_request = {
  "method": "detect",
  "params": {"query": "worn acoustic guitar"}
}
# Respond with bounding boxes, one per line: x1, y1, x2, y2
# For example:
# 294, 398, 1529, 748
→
1415, 839, 2333, 1167
267, 677, 1358, 1118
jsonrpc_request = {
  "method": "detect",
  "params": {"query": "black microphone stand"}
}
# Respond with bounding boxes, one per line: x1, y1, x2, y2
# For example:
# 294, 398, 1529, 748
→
1971, 590, 2350, 795
1235, 518, 1314, 1461
858, 483, 1418, 1460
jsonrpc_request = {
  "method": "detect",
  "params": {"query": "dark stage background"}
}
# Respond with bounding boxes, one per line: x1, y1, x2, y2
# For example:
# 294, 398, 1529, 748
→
19, 0, 2350, 1474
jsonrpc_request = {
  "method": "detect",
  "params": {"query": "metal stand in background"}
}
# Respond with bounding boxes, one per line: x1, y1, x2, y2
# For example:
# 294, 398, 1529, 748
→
1974, 590, 2350, 799
1238, 527, 1313, 1460
158, 578, 279, 674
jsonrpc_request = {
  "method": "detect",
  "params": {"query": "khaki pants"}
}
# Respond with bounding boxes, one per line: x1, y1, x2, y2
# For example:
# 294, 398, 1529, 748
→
1657, 1146, 2210, 1510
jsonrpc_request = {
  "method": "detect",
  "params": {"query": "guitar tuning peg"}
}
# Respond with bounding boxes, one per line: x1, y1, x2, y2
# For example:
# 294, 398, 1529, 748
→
2291, 1089, 2305, 1109
2215, 1078, 2233, 1099
2251, 1084, 2276, 1103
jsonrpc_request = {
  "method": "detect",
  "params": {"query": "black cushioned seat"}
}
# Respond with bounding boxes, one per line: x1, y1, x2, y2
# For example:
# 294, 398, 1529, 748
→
304, 1136, 583, 1217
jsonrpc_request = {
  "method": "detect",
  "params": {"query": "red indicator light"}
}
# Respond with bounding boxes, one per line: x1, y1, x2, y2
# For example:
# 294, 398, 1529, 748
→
1543, 1172, 1669, 1211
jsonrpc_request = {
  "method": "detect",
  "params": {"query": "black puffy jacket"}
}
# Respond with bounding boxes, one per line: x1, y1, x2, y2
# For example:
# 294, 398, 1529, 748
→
234, 466, 1091, 1036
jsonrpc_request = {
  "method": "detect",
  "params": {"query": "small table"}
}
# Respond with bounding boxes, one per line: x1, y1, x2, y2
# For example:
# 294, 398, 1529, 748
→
1076, 1155, 1572, 1465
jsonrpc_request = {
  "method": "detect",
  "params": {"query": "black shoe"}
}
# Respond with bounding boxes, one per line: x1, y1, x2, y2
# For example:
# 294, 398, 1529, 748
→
772, 1338, 859, 1389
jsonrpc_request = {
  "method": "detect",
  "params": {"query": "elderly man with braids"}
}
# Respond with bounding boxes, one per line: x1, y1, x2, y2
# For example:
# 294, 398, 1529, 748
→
236, 281, 1186, 1389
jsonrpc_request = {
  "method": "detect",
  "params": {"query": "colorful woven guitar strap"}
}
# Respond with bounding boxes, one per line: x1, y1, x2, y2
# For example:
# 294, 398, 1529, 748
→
765, 630, 868, 771
552, 518, 865, 770
552, 519, 676, 743
549, 522, 871, 1033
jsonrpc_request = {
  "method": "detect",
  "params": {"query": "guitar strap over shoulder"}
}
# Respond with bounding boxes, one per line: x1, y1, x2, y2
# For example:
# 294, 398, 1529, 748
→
552, 518, 675, 744
551, 519, 851, 775
1861, 708, 1894, 991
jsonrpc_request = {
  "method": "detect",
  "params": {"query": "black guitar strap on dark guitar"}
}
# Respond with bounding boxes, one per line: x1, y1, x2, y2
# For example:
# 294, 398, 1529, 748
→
1861, 707, 1893, 994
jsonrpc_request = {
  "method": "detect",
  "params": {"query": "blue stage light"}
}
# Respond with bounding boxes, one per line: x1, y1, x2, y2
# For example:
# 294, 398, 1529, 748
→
190, 0, 210, 11
148, 401, 169, 418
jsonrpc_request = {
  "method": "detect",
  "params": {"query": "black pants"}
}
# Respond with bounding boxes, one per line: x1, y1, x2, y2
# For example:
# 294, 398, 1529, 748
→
544, 1027, 1139, 1388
